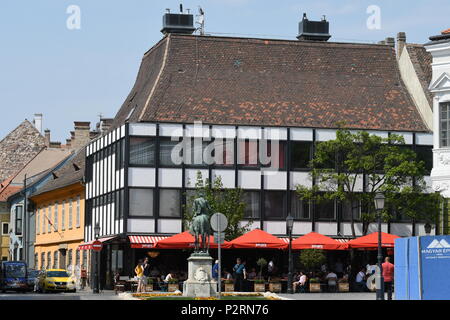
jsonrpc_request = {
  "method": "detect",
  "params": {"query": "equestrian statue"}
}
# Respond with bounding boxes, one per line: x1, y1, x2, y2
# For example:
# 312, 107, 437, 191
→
190, 194, 213, 253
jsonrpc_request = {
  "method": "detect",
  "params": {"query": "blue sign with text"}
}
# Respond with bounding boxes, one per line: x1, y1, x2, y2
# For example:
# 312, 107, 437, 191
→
419, 236, 450, 300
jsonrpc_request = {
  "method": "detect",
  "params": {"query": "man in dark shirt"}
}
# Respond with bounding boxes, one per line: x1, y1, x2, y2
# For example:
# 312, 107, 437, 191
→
233, 258, 245, 291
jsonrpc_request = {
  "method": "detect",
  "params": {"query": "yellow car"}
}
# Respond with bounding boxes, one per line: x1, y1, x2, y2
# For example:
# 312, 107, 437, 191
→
37, 269, 76, 293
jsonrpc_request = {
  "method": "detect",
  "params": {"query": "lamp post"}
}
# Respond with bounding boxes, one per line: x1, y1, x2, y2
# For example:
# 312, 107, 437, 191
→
93, 223, 100, 294
374, 193, 385, 301
286, 215, 294, 294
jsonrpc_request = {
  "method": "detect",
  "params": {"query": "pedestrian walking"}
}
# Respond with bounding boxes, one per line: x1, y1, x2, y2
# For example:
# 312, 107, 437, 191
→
233, 258, 245, 291
212, 260, 219, 281
135, 259, 145, 293
382, 257, 395, 300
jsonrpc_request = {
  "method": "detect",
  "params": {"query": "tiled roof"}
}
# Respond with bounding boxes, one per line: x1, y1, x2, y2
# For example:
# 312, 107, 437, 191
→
30, 147, 85, 197
406, 44, 433, 107
111, 34, 429, 133
0, 177, 22, 202
0, 120, 46, 182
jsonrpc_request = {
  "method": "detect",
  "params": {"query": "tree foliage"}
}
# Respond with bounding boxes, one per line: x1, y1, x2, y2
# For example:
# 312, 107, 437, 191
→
183, 171, 252, 241
295, 129, 441, 236
299, 249, 326, 271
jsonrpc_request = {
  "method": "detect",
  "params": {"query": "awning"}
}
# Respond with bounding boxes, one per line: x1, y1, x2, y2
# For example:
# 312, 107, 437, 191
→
291, 232, 347, 250
229, 229, 287, 249
78, 236, 117, 250
155, 231, 231, 249
129, 235, 169, 248
347, 232, 400, 249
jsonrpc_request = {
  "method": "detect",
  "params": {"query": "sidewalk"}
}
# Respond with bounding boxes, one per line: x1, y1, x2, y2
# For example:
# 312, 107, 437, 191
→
278, 292, 395, 300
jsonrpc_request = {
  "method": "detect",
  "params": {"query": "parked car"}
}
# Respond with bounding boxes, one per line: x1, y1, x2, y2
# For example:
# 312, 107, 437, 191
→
27, 269, 41, 292
37, 269, 76, 293
0, 261, 28, 293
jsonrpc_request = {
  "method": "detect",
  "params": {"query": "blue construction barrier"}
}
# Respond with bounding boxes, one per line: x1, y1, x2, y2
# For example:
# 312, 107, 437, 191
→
395, 235, 450, 300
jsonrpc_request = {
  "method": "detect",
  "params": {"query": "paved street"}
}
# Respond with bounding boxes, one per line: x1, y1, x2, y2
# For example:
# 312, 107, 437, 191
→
0, 290, 123, 300
279, 292, 395, 300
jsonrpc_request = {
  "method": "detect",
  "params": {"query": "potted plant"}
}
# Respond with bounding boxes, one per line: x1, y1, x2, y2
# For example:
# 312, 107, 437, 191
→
256, 258, 267, 279
338, 278, 349, 292
309, 278, 321, 292
168, 278, 179, 292
253, 279, 266, 292
145, 278, 154, 292
224, 279, 234, 292
268, 278, 281, 293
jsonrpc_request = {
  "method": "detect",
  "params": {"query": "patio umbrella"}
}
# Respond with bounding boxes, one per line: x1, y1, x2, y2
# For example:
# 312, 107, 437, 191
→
347, 231, 400, 249
291, 232, 347, 250
155, 231, 231, 249
229, 229, 287, 249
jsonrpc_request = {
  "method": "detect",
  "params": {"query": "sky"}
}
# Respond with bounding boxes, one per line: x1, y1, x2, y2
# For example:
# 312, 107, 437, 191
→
0, 0, 449, 142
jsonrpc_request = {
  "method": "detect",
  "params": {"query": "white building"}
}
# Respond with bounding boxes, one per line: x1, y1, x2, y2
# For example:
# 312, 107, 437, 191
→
426, 29, 450, 235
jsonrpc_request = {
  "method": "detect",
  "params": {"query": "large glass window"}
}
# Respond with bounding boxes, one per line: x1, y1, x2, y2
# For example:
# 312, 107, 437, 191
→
2, 223, 9, 235
41, 253, 45, 270
291, 192, 310, 219
130, 137, 155, 166
263, 141, 286, 169
238, 140, 259, 167
264, 191, 286, 219
159, 189, 181, 217
15, 205, 23, 235
185, 138, 210, 166
342, 200, 361, 221
315, 198, 336, 220
53, 251, 58, 269
440, 102, 450, 147
415, 146, 433, 174
213, 139, 234, 166
291, 141, 312, 169
160, 139, 182, 166
129, 188, 154, 216
242, 191, 260, 219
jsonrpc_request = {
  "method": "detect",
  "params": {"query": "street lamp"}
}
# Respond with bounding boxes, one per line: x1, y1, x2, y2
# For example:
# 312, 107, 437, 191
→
286, 214, 294, 294
374, 193, 385, 300
93, 222, 100, 294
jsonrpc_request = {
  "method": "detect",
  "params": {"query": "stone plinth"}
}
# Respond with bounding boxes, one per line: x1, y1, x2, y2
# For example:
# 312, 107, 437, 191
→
183, 253, 217, 297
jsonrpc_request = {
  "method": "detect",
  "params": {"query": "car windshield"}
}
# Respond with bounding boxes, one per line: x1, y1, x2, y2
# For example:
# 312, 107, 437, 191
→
4, 263, 26, 278
46, 271, 69, 278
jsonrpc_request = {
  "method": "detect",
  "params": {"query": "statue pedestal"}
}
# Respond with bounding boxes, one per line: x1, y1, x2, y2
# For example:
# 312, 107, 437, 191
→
183, 253, 217, 297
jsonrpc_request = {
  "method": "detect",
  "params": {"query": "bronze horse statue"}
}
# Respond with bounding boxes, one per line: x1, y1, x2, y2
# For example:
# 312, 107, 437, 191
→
190, 196, 212, 253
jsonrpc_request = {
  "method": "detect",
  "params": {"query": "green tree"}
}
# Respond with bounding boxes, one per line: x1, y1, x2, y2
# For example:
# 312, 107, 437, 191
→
183, 171, 252, 241
295, 128, 441, 236
299, 249, 326, 271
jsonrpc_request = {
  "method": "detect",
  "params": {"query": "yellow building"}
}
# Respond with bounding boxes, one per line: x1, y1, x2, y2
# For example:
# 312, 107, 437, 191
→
30, 149, 89, 276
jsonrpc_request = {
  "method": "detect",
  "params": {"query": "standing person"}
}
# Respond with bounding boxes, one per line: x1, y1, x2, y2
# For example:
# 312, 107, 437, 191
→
382, 257, 395, 300
142, 257, 150, 288
135, 260, 144, 293
325, 270, 338, 292
267, 259, 275, 280
212, 260, 219, 281
233, 258, 245, 292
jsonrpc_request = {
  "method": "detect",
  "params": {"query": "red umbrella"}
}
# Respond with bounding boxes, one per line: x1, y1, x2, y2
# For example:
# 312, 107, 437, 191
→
291, 232, 347, 250
155, 231, 231, 249
229, 229, 287, 249
347, 232, 400, 249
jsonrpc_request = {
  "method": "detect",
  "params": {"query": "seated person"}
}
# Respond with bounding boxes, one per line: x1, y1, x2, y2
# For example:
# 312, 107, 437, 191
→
293, 271, 307, 292
338, 273, 349, 283
247, 268, 257, 280
355, 267, 367, 292
150, 267, 160, 277
325, 271, 338, 292
223, 269, 233, 280
164, 272, 174, 283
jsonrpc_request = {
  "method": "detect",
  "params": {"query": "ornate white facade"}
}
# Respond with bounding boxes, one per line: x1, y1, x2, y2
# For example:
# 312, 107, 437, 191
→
426, 34, 450, 198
